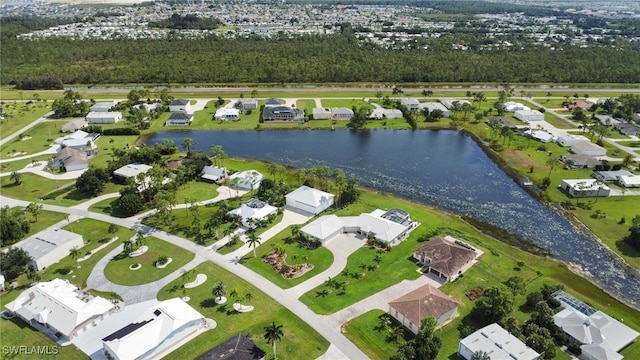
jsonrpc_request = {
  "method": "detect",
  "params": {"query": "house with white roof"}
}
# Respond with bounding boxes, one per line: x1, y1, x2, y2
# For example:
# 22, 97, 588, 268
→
499, 101, 530, 112
53, 130, 99, 156
312, 108, 332, 120
14, 228, 84, 271
560, 179, 610, 198
571, 141, 606, 157
556, 134, 590, 147
400, 98, 420, 111
165, 113, 193, 126
228, 198, 278, 228
201, 165, 227, 184
560, 154, 601, 169
331, 107, 354, 120
458, 323, 540, 360
102, 298, 205, 360
229, 170, 263, 190
618, 175, 640, 188
418, 102, 450, 118
113, 163, 153, 181
515, 109, 544, 122
285, 185, 334, 215
214, 108, 240, 121
369, 108, 403, 120
86, 111, 122, 124
5, 278, 115, 340
525, 129, 555, 143
169, 98, 192, 113
90, 101, 115, 113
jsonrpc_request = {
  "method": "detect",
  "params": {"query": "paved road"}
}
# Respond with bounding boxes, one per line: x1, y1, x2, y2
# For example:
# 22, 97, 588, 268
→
0, 195, 368, 360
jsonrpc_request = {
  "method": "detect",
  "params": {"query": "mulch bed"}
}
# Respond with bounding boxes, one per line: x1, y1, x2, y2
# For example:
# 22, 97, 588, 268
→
263, 252, 314, 279
465, 286, 485, 301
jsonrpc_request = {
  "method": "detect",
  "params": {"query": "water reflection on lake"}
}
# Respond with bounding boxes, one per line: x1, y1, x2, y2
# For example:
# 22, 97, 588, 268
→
145, 128, 640, 307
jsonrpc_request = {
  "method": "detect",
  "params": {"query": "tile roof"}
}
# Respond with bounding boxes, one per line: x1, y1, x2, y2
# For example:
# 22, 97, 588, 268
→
414, 236, 477, 278
388, 284, 459, 326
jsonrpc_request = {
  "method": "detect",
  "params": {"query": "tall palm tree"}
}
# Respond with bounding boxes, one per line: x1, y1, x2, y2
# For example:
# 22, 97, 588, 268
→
122, 240, 133, 254
246, 232, 262, 258
10, 171, 22, 185
135, 230, 146, 248
211, 282, 226, 302
69, 246, 80, 260
263, 321, 284, 359
244, 292, 252, 304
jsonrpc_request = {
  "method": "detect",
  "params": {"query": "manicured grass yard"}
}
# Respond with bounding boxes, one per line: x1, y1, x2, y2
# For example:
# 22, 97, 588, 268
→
0, 101, 51, 139
0, 317, 87, 360
0, 121, 61, 156
0, 155, 52, 173
0, 173, 77, 202
242, 226, 334, 288
104, 237, 195, 286
157, 261, 329, 360
320, 98, 374, 110
342, 310, 412, 360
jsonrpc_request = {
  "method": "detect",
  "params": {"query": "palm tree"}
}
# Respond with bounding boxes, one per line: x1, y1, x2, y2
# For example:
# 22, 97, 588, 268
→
546, 156, 557, 178
181, 137, 196, 155
229, 288, 239, 303
246, 232, 262, 258
373, 254, 382, 268
471, 350, 491, 360
135, 230, 146, 248
264, 321, 284, 359
244, 292, 252, 304
290, 225, 301, 240
211, 282, 226, 302
390, 324, 404, 343
10, 171, 22, 185
69, 246, 80, 260
122, 240, 133, 254
421, 89, 433, 99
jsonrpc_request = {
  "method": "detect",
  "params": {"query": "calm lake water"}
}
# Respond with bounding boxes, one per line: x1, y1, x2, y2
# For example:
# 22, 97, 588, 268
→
145, 128, 640, 307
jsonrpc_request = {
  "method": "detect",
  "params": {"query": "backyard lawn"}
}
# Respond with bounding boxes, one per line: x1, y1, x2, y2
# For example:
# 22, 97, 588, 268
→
157, 261, 329, 360
104, 236, 195, 286
342, 310, 412, 360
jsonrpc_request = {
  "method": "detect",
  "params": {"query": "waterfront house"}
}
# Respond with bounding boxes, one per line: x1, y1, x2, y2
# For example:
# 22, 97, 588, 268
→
285, 185, 334, 214
214, 108, 240, 121
262, 105, 304, 122
312, 107, 332, 120
201, 165, 227, 184
419, 102, 450, 118
388, 284, 459, 334
560, 179, 610, 198
515, 109, 544, 122
413, 236, 479, 282
560, 154, 601, 169
229, 170, 263, 190
165, 113, 193, 126
227, 198, 278, 229
238, 98, 258, 111
400, 98, 420, 111
458, 323, 539, 360
331, 107, 354, 120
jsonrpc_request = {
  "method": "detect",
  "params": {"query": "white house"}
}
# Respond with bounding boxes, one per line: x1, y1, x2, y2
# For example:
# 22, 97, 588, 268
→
500, 101, 530, 112
165, 113, 193, 126
593, 170, 633, 182
229, 170, 263, 190
214, 108, 240, 121
5, 279, 115, 340
418, 102, 450, 118
331, 107, 354, 120
556, 134, 590, 147
201, 165, 227, 184
299, 215, 346, 244
90, 101, 115, 112
14, 228, 84, 271
441, 99, 471, 110
369, 108, 403, 119
102, 298, 205, 360
400, 98, 420, 111
312, 108, 332, 120
514, 109, 544, 122
388, 284, 459, 334
169, 98, 191, 112
285, 186, 334, 215
595, 115, 621, 126
86, 111, 122, 124
53, 130, 99, 156
227, 198, 278, 228
618, 175, 640, 188
458, 323, 540, 360
48, 147, 88, 172
113, 163, 153, 180
560, 179, 611, 198
525, 129, 555, 143
571, 141, 606, 157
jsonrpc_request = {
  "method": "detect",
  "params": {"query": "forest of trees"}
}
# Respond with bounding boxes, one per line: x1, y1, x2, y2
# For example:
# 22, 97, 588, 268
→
147, 13, 222, 30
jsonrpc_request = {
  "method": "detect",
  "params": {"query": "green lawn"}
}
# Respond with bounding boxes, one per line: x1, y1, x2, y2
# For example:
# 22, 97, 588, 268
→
242, 226, 334, 289
174, 180, 221, 204
157, 261, 329, 360
0, 317, 87, 360
320, 98, 374, 110
0, 101, 52, 139
296, 99, 316, 113
104, 237, 195, 286
0, 155, 52, 173
544, 112, 577, 129
0, 121, 61, 156
342, 310, 411, 360
615, 140, 640, 148
0, 173, 77, 202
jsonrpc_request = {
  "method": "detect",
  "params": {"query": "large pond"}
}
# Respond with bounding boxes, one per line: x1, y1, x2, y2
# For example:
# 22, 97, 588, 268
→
145, 129, 640, 307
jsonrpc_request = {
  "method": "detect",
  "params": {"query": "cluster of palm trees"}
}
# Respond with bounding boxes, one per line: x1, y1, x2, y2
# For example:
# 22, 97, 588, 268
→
122, 230, 147, 254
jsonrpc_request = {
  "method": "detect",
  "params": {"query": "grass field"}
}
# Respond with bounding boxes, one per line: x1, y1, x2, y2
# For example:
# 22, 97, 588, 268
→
0, 121, 60, 156
157, 261, 329, 360
104, 237, 195, 286
342, 310, 413, 360
0, 101, 52, 139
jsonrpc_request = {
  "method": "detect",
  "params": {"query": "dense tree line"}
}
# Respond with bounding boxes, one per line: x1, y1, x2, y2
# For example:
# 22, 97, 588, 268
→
3, 30, 640, 85
0, 206, 31, 247
148, 13, 222, 30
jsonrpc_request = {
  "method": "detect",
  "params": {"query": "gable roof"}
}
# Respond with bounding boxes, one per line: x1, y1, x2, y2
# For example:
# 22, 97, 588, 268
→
48, 147, 88, 168
285, 186, 334, 207
168, 113, 194, 121
389, 284, 459, 325
561, 153, 601, 167
414, 236, 477, 277
113, 163, 153, 178
201, 166, 226, 181
197, 334, 266, 360
6, 278, 114, 338
460, 323, 539, 360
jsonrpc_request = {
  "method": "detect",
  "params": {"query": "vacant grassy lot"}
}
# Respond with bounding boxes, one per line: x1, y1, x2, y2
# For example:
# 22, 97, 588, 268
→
157, 261, 329, 360
0, 121, 63, 156
104, 237, 195, 286
0, 101, 52, 138
0, 173, 77, 202
242, 225, 334, 288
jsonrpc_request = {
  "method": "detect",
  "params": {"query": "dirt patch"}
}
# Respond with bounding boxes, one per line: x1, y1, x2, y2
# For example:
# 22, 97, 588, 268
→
20, 136, 32, 141
263, 252, 313, 279
8, 151, 27, 157
465, 286, 485, 301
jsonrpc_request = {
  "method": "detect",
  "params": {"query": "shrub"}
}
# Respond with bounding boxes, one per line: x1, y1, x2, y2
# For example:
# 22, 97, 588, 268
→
157, 255, 169, 265
102, 128, 141, 135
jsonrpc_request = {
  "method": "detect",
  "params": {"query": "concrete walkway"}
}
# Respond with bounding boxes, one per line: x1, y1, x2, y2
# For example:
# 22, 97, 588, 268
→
71, 192, 121, 211
0, 144, 59, 164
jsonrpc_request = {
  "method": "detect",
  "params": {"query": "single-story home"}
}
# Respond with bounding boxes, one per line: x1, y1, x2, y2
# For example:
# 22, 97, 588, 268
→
615, 123, 640, 136
301, 208, 418, 246
263, 98, 284, 107
201, 165, 227, 184
14, 228, 84, 271
566, 100, 592, 110
238, 98, 258, 111
458, 323, 540, 360
554, 303, 639, 360
48, 147, 88, 172
196, 334, 266, 360
440, 99, 472, 110
498, 101, 530, 112
61, 118, 87, 133
556, 134, 590, 147
5, 279, 115, 340
228, 198, 278, 228
413, 235, 480, 282
594, 115, 621, 126
571, 141, 606, 157
419, 102, 450, 118
400, 98, 420, 111
102, 298, 205, 360
113, 163, 153, 181
165, 113, 193, 126
514, 109, 544, 122
214, 108, 240, 121
593, 170, 633, 182
86, 111, 122, 124
229, 170, 263, 190
369, 108, 403, 119
285, 185, 334, 215
388, 284, 459, 334
524, 129, 555, 143
618, 175, 640, 188
133, 102, 162, 112
560, 154, 601, 169
262, 106, 304, 122
312, 108, 332, 120
169, 98, 191, 112
90, 101, 115, 112
560, 179, 611, 198
331, 107, 354, 120
53, 130, 99, 156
